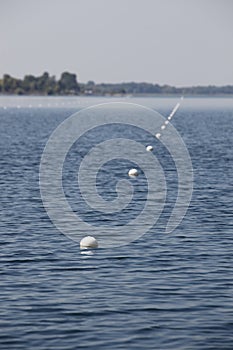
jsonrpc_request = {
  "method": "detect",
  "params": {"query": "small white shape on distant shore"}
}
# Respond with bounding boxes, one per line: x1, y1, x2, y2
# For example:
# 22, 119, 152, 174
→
146, 145, 153, 152
80, 236, 98, 249
161, 125, 166, 130
155, 133, 161, 139
128, 168, 139, 177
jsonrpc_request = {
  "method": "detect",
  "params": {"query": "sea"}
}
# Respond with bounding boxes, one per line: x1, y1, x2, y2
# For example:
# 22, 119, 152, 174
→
0, 96, 233, 350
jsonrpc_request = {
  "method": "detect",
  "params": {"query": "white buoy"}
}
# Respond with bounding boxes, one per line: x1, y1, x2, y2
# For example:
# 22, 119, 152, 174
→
80, 236, 98, 249
168, 116, 172, 120
155, 133, 161, 139
161, 125, 166, 130
165, 120, 169, 125
146, 145, 153, 151
128, 168, 138, 177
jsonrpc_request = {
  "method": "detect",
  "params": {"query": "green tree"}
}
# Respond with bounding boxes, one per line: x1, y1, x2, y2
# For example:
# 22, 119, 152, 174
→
23, 75, 37, 93
58, 72, 80, 94
2, 74, 14, 93
36, 72, 50, 92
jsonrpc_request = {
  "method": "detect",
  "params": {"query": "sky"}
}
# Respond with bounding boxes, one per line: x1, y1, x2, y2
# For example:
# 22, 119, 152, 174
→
0, 0, 232, 86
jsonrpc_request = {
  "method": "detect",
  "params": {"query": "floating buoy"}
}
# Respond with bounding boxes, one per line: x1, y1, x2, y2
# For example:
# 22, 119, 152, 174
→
155, 133, 161, 139
168, 116, 172, 121
128, 168, 139, 177
161, 125, 166, 130
80, 236, 98, 249
165, 120, 169, 125
146, 145, 153, 152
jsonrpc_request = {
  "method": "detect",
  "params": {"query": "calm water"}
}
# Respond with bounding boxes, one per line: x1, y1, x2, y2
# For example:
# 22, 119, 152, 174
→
0, 97, 233, 349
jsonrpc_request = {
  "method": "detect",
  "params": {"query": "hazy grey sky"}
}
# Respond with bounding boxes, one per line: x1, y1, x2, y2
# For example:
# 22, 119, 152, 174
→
0, 0, 232, 85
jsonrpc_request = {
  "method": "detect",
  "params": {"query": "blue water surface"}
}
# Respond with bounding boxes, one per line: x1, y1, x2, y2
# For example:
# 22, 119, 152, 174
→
0, 97, 233, 350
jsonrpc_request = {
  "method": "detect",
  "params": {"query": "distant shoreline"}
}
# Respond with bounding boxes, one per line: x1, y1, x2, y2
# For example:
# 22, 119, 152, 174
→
0, 93, 233, 98
1, 72, 233, 97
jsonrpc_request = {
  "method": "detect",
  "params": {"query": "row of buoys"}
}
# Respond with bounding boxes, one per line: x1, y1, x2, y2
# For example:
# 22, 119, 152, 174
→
146, 98, 183, 152
127, 98, 183, 178
0, 100, 88, 110
83, 98, 182, 250
17, 97, 180, 254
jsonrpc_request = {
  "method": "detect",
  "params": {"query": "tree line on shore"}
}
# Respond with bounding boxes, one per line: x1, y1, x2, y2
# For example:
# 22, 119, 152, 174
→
0, 72, 232, 96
